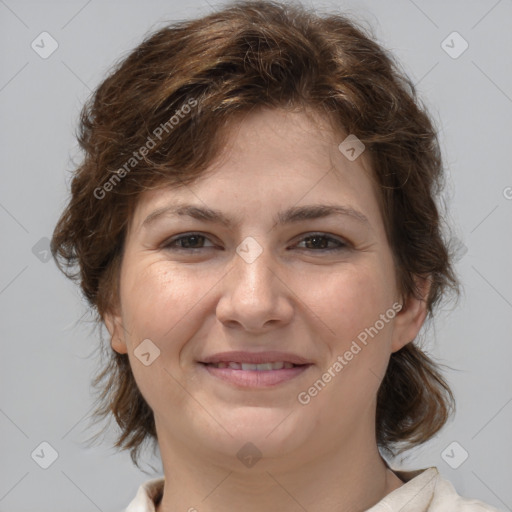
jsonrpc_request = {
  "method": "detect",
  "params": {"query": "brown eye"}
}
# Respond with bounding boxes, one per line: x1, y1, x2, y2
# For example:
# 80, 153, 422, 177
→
163, 233, 215, 250
295, 233, 348, 251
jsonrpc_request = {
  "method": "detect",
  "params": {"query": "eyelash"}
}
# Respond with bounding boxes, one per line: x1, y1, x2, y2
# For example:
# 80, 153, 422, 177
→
161, 232, 349, 252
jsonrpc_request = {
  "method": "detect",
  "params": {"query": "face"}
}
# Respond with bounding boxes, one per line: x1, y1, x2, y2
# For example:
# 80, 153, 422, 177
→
105, 107, 428, 470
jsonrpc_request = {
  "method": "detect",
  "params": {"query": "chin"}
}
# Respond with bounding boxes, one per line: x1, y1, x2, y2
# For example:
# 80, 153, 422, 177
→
203, 408, 313, 459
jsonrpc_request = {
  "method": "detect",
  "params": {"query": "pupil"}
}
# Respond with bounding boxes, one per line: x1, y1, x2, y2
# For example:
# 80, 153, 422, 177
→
184, 235, 202, 248
307, 236, 326, 249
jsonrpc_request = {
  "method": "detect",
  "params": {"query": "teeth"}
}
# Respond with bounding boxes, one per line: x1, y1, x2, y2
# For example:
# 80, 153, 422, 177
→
241, 363, 257, 370
209, 361, 296, 370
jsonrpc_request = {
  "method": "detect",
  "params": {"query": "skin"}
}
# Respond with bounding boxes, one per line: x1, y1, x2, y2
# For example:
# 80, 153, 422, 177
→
105, 107, 430, 512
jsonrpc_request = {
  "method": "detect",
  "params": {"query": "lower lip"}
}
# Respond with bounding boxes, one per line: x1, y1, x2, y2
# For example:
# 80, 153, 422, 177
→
200, 363, 312, 387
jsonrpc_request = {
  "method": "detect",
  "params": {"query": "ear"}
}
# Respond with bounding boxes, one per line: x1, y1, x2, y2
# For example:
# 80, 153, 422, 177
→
391, 275, 432, 353
103, 306, 128, 355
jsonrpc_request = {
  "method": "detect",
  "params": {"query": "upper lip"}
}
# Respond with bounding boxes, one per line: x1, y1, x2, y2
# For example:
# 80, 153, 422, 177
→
200, 351, 312, 365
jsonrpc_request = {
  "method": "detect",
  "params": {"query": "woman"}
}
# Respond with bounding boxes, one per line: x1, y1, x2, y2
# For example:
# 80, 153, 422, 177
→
50, 1, 500, 510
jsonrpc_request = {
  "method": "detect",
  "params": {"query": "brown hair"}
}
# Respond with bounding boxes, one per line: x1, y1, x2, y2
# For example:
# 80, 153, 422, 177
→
51, 0, 460, 467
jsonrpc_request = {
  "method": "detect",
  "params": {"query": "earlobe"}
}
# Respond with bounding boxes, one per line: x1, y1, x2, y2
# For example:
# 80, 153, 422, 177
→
391, 275, 432, 353
103, 309, 128, 355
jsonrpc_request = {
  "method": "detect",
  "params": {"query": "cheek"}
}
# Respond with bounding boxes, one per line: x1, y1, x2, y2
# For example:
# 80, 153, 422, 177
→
312, 263, 393, 340
121, 261, 206, 341
301, 268, 395, 427
120, 263, 204, 409
307, 261, 396, 405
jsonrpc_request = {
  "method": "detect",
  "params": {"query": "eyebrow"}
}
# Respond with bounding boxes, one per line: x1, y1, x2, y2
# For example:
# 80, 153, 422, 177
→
141, 203, 370, 230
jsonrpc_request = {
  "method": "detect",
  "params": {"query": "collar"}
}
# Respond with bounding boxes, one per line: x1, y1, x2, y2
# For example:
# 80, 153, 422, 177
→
124, 467, 440, 512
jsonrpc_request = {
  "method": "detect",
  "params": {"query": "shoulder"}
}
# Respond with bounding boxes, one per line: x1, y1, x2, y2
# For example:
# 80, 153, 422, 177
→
430, 474, 502, 511
390, 467, 501, 512
123, 477, 165, 512
125, 470, 501, 512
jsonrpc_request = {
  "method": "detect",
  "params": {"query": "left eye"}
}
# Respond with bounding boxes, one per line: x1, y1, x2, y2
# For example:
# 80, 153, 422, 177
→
162, 233, 347, 252
295, 234, 347, 251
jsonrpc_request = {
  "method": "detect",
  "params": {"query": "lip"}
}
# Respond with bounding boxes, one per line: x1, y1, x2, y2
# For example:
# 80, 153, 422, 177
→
199, 362, 312, 388
199, 350, 313, 365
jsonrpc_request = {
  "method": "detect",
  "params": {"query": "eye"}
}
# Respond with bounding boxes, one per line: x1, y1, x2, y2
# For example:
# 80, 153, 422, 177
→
161, 232, 348, 252
294, 233, 348, 252
162, 233, 216, 250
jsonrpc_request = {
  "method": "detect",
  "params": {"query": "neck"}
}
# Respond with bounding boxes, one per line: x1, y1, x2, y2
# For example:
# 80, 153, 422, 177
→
154, 425, 403, 512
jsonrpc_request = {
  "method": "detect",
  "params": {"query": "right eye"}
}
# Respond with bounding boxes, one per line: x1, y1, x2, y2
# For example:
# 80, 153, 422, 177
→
162, 233, 216, 251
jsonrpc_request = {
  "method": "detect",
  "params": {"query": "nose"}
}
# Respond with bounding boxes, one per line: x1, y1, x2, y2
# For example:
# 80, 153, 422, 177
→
215, 238, 294, 333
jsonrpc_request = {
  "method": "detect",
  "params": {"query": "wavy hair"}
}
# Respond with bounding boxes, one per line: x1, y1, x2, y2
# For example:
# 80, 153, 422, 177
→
51, 0, 460, 467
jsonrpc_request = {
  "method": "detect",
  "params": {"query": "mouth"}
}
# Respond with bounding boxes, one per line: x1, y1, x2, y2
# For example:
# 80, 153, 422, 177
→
203, 361, 300, 370
198, 360, 312, 387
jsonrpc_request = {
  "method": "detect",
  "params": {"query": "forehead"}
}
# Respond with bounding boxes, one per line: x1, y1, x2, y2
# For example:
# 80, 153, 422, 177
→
128, 107, 382, 233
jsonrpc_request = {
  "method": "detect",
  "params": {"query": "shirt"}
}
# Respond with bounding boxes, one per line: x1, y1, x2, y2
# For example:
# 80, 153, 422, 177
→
124, 466, 501, 511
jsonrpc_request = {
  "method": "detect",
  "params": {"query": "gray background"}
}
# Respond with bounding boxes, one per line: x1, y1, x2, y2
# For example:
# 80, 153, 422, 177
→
1, 0, 511, 511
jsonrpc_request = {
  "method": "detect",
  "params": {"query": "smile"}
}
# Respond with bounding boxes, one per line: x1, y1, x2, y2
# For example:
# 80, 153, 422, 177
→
200, 362, 312, 387
206, 361, 297, 370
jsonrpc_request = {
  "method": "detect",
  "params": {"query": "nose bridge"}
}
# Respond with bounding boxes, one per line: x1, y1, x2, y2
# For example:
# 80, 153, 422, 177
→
232, 235, 275, 300
216, 235, 291, 330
